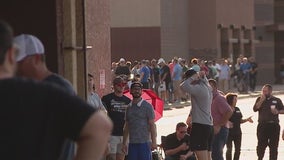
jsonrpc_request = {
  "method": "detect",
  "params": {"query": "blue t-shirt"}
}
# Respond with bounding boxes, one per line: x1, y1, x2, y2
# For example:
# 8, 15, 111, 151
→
172, 64, 183, 81
102, 93, 131, 136
140, 66, 150, 83
240, 63, 251, 73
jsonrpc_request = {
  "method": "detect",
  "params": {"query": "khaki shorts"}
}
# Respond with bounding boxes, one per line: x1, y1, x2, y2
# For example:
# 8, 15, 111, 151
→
109, 136, 124, 154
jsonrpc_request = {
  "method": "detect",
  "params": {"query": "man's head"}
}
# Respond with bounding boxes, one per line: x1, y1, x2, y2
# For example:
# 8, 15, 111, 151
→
175, 122, 187, 140
157, 58, 165, 66
130, 82, 143, 98
225, 93, 238, 107
208, 79, 218, 90
183, 68, 197, 80
0, 20, 16, 77
118, 58, 126, 66
88, 73, 95, 91
262, 84, 272, 98
191, 58, 198, 65
0, 21, 14, 64
113, 76, 126, 94
14, 34, 45, 78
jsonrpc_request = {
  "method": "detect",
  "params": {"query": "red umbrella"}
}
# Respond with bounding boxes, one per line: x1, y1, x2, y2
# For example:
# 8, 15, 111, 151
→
123, 89, 164, 121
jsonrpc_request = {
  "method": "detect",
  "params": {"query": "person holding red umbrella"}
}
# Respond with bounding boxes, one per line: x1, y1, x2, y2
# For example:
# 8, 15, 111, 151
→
122, 82, 157, 160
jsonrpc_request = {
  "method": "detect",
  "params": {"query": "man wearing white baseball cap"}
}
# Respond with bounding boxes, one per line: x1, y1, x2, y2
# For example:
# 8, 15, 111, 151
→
14, 34, 76, 160
0, 21, 112, 160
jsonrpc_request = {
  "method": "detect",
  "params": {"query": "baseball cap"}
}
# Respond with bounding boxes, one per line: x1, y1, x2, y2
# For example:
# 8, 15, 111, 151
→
184, 68, 197, 79
130, 82, 143, 89
158, 58, 165, 64
119, 58, 125, 62
13, 34, 44, 62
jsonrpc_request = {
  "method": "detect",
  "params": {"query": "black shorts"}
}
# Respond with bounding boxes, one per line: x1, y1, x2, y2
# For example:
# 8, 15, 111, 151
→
190, 123, 213, 151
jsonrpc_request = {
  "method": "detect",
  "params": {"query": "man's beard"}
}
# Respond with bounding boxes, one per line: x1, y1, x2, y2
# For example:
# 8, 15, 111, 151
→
132, 94, 141, 98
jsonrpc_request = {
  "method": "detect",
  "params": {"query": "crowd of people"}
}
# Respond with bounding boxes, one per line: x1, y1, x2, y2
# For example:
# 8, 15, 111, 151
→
111, 54, 258, 105
109, 56, 284, 160
2, 18, 284, 160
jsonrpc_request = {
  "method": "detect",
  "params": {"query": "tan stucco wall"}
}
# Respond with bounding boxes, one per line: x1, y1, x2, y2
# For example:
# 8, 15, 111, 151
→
188, 0, 217, 49
216, 0, 254, 28
110, 0, 160, 27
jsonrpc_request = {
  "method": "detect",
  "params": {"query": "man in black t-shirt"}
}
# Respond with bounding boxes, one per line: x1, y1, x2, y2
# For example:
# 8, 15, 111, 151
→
14, 34, 76, 160
253, 84, 284, 160
164, 122, 195, 160
158, 58, 171, 103
102, 76, 131, 160
0, 20, 112, 160
249, 56, 258, 92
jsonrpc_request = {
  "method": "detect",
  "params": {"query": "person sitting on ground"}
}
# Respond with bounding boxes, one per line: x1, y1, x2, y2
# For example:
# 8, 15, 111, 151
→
164, 122, 196, 160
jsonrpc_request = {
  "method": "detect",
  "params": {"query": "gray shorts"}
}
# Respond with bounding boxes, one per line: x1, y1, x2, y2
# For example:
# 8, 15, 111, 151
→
109, 136, 124, 154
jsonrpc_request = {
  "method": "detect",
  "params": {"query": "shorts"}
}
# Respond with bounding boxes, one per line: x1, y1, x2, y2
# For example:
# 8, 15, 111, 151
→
128, 143, 151, 160
109, 136, 124, 154
190, 123, 213, 151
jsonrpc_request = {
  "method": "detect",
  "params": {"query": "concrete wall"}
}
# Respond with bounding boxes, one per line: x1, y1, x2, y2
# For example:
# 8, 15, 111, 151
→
216, 0, 254, 28
110, 0, 161, 62
86, 0, 112, 96
110, 0, 160, 27
0, 0, 58, 73
160, 0, 190, 61
188, 0, 217, 59
254, 0, 275, 84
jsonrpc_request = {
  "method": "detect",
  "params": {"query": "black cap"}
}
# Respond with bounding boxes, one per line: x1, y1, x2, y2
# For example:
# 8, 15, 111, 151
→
184, 69, 197, 79
130, 82, 143, 89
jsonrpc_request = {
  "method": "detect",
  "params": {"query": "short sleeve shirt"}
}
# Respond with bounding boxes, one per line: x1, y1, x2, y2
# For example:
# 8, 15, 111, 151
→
164, 133, 191, 159
229, 107, 243, 135
126, 100, 155, 143
254, 96, 284, 123
0, 78, 96, 159
102, 93, 131, 136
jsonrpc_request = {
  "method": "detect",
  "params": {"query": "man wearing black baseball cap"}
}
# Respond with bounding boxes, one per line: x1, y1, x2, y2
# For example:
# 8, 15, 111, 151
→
122, 82, 157, 160
180, 69, 213, 160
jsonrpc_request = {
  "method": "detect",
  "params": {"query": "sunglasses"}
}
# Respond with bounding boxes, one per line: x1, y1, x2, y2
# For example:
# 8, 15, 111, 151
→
179, 131, 187, 134
115, 83, 126, 87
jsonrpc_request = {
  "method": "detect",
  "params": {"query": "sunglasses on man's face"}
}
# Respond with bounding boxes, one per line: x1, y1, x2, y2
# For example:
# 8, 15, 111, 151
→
179, 131, 187, 134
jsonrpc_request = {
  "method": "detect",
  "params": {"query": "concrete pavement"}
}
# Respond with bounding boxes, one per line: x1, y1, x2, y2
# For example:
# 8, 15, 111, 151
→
157, 84, 284, 159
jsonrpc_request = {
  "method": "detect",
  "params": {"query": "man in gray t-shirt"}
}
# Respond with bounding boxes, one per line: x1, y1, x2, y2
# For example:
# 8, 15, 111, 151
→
180, 69, 213, 160
122, 82, 157, 160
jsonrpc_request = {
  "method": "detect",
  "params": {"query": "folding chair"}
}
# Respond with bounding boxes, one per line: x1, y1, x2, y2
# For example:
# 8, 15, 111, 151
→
154, 136, 166, 160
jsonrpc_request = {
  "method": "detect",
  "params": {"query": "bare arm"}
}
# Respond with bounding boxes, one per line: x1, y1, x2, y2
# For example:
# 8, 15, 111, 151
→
180, 150, 194, 160
75, 111, 113, 160
220, 109, 233, 126
149, 119, 157, 150
241, 116, 253, 123
165, 143, 188, 156
140, 72, 145, 82
121, 121, 129, 154
123, 122, 129, 145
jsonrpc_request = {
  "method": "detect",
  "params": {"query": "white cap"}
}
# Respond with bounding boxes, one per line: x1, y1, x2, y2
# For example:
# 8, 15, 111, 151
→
158, 58, 165, 64
14, 34, 45, 62
119, 58, 125, 62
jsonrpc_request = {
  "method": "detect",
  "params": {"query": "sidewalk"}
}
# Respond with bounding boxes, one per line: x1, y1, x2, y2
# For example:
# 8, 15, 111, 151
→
164, 84, 284, 110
